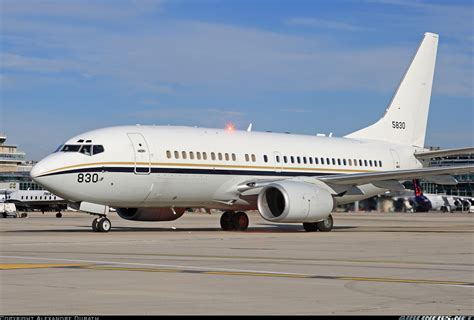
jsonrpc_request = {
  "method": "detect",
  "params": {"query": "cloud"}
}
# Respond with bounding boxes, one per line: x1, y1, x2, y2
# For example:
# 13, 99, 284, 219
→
285, 17, 368, 32
0, 0, 163, 21
2, 15, 471, 97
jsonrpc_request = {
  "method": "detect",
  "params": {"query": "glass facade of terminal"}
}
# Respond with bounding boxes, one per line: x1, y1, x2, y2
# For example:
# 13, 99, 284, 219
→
420, 154, 474, 196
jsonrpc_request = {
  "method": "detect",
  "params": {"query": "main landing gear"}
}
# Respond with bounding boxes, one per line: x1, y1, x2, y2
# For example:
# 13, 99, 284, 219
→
92, 216, 111, 232
303, 214, 333, 232
56, 212, 62, 218
220, 211, 249, 231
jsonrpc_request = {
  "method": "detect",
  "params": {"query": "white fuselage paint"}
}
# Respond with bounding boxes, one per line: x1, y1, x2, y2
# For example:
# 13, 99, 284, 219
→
31, 125, 425, 211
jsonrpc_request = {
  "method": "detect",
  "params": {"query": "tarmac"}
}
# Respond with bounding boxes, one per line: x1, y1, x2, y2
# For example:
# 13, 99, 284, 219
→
1, 210, 473, 315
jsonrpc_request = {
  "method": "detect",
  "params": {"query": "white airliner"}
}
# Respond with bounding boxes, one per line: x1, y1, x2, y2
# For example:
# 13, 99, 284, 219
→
30, 32, 474, 232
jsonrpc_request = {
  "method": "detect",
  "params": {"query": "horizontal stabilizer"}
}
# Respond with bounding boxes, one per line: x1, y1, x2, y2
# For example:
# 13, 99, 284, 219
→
415, 147, 474, 159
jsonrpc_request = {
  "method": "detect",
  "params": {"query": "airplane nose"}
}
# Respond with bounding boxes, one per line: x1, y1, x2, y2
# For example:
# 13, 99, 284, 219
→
30, 155, 64, 195
30, 161, 43, 179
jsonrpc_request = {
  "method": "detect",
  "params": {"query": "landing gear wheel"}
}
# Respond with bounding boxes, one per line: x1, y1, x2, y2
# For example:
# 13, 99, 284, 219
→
56, 212, 62, 218
317, 214, 333, 232
303, 222, 318, 232
220, 211, 234, 231
92, 218, 100, 232
232, 212, 249, 231
98, 217, 111, 232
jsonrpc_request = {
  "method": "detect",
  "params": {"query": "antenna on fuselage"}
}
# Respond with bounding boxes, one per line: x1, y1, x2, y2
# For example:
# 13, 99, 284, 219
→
247, 123, 253, 132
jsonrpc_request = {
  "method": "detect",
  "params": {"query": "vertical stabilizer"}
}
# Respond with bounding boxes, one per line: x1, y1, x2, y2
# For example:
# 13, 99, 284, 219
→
346, 32, 438, 147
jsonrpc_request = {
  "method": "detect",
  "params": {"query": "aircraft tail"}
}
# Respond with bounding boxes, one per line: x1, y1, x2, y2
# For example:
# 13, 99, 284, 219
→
345, 32, 439, 148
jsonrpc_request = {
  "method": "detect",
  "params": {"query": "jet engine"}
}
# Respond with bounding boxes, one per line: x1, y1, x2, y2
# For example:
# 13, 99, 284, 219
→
116, 207, 186, 221
257, 180, 334, 223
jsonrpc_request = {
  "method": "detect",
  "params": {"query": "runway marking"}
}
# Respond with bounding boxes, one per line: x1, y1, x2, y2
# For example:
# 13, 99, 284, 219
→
1, 255, 473, 288
0, 263, 84, 270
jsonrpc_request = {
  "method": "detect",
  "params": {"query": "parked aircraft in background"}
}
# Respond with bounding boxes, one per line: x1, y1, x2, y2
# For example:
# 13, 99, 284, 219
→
1, 189, 67, 217
30, 32, 474, 232
391, 180, 473, 213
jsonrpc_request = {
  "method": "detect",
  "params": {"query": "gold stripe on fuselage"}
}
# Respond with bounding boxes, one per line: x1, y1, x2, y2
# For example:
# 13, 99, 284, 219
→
42, 161, 377, 176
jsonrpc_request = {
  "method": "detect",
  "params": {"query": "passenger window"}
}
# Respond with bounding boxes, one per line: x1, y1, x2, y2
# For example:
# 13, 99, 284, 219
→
374, 160, 377, 167
203, 152, 207, 160
251, 154, 256, 162
379, 160, 382, 167
297, 157, 300, 164
343, 159, 347, 166
197, 152, 201, 160
332, 158, 336, 165
218, 153, 223, 161
337, 159, 341, 166
80, 145, 92, 156
303, 157, 307, 164
315, 157, 319, 165
276, 155, 280, 163
290, 156, 294, 164
283, 156, 287, 163
264, 155, 268, 163
182, 151, 187, 159
364, 160, 368, 166
309, 157, 313, 164
245, 154, 249, 162
225, 153, 229, 161
211, 152, 216, 160
232, 153, 236, 161
166, 151, 171, 159
93, 145, 104, 155
174, 151, 179, 159
359, 159, 363, 166
321, 158, 324, 165
190, 152, 194, 160
369, 160, 372, 167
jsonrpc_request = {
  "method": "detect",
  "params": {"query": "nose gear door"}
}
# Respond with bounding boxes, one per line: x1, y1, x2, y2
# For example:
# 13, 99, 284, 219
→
127, 133, 151, 174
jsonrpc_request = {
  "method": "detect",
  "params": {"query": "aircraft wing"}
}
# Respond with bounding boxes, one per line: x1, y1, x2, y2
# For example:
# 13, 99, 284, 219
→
414, 147, 474, 159
318, 165, 474, 186
236, 165, 474, 197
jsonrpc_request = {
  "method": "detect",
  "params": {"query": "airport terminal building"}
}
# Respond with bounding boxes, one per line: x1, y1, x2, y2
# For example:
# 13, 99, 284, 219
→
422, 152, 474, 197
0, 135, 39, 191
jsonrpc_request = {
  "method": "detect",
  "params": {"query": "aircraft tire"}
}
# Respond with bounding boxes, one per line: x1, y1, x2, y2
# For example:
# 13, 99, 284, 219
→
98, 217, 111, 232
232, 212, 249, 231
220, 211, 234, 231
92, 218, 99, 232
303, 222, 318, 232
56, 212, 62, 218
317, 214, 333, 232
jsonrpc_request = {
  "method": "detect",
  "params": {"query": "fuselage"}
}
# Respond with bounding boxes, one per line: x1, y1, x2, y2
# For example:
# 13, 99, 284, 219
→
31, 125, 425, 210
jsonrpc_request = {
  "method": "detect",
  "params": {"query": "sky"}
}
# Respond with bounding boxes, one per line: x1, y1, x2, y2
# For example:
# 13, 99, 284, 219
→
0, 0, 473, 161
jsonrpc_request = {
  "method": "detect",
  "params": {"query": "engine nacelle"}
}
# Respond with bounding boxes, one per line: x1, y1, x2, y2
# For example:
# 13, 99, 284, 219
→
257, 180, 334, 223
116, 207, 186, 221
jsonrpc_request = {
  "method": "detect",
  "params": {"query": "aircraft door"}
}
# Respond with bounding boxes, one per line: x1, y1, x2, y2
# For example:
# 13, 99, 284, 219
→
390, 149, 401, 169
127, 133, 151, 174
273, 151, 283, 173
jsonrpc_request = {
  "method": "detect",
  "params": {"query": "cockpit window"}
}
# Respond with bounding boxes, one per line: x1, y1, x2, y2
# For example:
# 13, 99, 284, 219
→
93, 145, 104, 155
60, 144, 104, 155
53, 144, 64, 153
80, 145, 92, 156
61, 145, 81, 152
